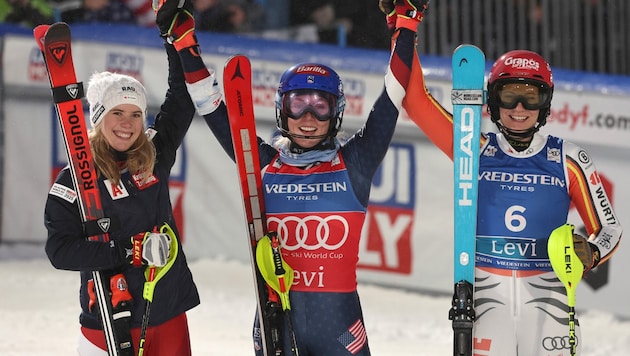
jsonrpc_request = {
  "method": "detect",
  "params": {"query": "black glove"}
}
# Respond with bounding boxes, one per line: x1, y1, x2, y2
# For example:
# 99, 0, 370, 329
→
154, 0, 193, 36
154, 0, 198, 51
572, 233, 601, 273
379, 0, 431, 32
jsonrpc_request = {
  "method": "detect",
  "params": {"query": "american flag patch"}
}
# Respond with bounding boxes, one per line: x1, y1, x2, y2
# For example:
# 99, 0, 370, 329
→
337, 319, 367, 354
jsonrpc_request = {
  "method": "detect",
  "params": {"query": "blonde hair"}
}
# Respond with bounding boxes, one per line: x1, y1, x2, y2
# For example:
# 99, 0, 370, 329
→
89, 127, 156, 186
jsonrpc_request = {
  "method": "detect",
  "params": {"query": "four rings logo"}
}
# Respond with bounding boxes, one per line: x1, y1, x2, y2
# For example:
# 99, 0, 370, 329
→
268, 215, 349, 251
542, 336, 577, 351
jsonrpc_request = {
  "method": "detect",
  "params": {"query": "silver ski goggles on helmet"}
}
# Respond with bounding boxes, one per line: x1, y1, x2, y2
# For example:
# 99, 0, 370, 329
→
493, 81, 551, 110
283, 89, 336, 121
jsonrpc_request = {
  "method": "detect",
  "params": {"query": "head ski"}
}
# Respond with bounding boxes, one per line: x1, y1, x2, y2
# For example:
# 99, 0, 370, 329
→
449, 44, 485, 356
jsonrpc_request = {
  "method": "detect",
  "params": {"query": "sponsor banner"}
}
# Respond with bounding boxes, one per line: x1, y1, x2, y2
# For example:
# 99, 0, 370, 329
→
11, 31, 629, 150
359, 143, 415, 274
2, 28, 630, 317
400, 81, 630, 149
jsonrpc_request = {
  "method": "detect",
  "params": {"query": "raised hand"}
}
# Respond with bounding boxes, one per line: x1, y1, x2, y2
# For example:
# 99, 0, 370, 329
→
154, 0, 198, 51
379, 0, 431, 31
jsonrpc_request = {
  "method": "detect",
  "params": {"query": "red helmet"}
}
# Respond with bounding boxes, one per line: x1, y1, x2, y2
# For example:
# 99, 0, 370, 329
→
488, 50, 553, 87
487, 50, 554, 137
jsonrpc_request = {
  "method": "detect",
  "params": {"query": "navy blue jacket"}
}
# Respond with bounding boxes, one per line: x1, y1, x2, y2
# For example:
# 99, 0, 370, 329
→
44, 44, 199, 330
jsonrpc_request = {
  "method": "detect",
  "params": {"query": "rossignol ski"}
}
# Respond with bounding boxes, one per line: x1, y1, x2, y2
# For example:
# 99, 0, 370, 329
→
449, 44, 485, 356
223, 55, 296, 355
34, 22, 133, 356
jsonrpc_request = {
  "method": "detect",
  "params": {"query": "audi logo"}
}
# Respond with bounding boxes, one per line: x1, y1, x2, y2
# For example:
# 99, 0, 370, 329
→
268, 215, 349, 251
541, 336, 578, 351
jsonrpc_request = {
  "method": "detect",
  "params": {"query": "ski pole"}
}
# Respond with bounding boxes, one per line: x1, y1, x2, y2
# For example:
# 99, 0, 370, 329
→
138, 223, 179, 356
138, 266, 155, 356
548, 224, 584, 356
256, 232, 299, 356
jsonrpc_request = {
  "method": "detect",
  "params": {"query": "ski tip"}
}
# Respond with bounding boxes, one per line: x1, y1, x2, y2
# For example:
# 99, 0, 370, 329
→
224, 54, 252, 85
47, 22, 72, 38
225, 54, 250, 68
33, 22, 72, 52
228, 54, 248, 61
453, 45, 485, 61
454, 44, 482, 51
33, 24, 50, 52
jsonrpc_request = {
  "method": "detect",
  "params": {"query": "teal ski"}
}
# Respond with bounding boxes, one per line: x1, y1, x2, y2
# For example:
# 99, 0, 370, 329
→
448, 44, 485, 356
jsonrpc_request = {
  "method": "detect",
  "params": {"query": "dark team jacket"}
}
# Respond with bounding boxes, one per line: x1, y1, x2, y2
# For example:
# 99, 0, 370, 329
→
203, 30, 416, 294
43, 44, 200, 330
205, 29, 416, 208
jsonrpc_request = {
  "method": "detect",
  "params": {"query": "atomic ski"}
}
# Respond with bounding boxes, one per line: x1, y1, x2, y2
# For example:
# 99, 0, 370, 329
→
449, 44, 485, 356
223, 55, 287, 355
34, 22, 133, 356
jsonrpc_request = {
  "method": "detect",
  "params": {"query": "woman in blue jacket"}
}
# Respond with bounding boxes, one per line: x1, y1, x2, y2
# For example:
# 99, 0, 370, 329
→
163, 0, 430, 354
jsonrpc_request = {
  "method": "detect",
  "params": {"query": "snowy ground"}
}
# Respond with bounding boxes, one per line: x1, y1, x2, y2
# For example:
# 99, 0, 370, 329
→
1, 243, 629, 355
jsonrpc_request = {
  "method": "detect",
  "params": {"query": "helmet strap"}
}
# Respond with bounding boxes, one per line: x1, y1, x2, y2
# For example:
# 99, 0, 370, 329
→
288, 135, 335, 154
488, 104, 549, 147
276, 111, 339, 153
494, 120, 539, 147
506, 137, 533, 152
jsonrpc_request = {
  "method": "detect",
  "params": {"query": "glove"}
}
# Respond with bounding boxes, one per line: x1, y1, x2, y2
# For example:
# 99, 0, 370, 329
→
131, 230, 172, 267
572, 233, 601, 273
154, 0, 197, 51
186, 73, 222, 115
154, 0, 193, 33
379, 0, 430, 32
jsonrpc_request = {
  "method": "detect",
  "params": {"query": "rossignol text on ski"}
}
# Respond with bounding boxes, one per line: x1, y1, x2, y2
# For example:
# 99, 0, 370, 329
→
34, 22, 133, 356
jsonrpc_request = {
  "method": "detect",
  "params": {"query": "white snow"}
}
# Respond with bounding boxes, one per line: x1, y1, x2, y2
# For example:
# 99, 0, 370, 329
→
1, 244, 629, 355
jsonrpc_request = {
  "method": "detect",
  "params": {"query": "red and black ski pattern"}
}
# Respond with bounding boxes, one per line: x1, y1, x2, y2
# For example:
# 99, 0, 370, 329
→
223, 55, 286, 356
34, 22, 132, 356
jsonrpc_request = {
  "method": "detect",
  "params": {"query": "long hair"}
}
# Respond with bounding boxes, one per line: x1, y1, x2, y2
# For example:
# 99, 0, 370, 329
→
89, 127, 156, 186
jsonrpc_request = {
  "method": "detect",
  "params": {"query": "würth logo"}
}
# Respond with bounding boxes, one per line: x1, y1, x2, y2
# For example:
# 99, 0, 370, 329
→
49, 42, 68, 65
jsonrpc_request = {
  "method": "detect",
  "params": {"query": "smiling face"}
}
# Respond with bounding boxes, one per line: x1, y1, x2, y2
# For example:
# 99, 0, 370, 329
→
286, 111, 332, 148
497, 102, 540, 141
99, 104, 144, 152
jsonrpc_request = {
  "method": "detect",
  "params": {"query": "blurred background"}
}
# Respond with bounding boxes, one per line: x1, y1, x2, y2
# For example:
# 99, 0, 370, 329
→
2, 0, 629, 75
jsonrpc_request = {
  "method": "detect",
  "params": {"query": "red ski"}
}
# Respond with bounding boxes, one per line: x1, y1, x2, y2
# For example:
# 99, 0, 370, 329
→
223, 55, 290, 355
34, 22, 133, 356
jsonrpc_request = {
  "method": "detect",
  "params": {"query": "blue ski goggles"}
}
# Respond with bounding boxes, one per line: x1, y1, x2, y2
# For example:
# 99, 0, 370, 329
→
493, 81, 551, 110
283, 90, 336, 121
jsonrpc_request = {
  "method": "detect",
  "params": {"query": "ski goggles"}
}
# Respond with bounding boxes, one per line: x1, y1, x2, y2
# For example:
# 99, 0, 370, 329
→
493, 81, 551, 110
283, 90, 336, 121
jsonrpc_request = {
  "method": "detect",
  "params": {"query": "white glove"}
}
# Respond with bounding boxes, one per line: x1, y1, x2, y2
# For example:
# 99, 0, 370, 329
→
132, 231, 172, 267
186, 73, 223, 116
